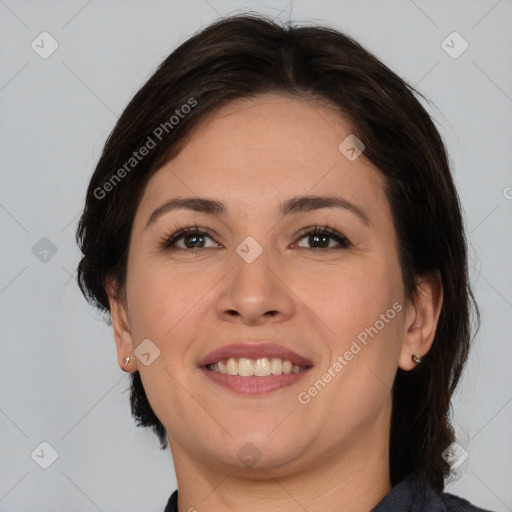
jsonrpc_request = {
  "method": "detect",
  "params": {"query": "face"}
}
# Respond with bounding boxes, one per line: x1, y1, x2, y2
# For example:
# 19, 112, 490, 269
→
112, 93, 418, 477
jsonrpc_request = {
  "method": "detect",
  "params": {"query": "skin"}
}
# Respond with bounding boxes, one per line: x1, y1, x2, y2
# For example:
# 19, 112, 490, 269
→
108, 93, 443, 512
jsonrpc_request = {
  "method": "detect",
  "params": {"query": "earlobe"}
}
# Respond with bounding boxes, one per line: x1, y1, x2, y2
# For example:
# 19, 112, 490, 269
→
106, 279, 135, 372
121, 356, 132, 373
398, 271, 443, 371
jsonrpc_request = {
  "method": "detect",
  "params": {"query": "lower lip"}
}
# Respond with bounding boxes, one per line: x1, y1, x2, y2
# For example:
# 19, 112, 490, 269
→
201, 368, 311, 394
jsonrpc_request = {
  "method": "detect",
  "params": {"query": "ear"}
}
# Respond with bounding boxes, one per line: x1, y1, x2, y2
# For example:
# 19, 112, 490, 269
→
398, 271, 443, 370
106, 279, 136, 373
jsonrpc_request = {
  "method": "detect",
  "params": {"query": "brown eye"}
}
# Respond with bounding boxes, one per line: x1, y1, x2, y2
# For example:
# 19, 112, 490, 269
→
308, 233, 330, 248
296, 226, 351, 250
159, 227, 221, 250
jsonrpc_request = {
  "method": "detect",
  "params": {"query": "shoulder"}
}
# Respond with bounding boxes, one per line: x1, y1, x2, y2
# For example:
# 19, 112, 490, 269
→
440, 491, 495, 512
372, 473, 496, 512
163, 481, 495, 512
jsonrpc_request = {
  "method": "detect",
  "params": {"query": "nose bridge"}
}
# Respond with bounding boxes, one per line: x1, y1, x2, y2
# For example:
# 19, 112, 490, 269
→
215, 237, 295, 324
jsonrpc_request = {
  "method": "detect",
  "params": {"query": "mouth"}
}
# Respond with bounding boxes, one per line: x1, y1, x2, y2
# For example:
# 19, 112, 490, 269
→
198, 343, 313, 394
205, 357, 308, 376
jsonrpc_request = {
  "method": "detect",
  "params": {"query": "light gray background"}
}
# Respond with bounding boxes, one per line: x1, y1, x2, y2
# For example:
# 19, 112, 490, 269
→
1, 1, 511, 511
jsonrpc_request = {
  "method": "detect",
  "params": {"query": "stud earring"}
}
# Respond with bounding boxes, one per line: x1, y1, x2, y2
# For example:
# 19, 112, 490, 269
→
412, 353, 422, 364
122, 356, 131, 371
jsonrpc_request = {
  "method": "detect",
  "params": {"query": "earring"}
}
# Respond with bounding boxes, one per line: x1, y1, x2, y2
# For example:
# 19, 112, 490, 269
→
122, 356, 131, 371
412, 353, 422, 364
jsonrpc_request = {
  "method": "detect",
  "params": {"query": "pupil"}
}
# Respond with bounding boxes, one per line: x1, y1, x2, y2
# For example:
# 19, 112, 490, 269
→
185, 235, 203, 248
310, 234, 328, 248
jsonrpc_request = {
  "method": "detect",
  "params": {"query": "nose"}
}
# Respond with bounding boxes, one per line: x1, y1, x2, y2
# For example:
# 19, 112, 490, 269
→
215, 249, 296, 326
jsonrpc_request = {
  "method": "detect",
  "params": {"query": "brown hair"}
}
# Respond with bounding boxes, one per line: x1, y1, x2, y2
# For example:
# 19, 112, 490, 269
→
76, 13, 478, 492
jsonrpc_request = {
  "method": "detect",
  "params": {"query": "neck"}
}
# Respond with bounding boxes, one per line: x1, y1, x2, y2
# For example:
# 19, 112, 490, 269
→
171, 408, 393, 512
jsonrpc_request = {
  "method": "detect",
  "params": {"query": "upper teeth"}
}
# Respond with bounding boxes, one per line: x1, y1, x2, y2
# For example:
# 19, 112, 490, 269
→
206, 357, 306, 376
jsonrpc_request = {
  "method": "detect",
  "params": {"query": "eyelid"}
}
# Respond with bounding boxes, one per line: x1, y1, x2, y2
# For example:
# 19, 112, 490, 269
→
157, 224, 220, 250
293, 224, 352, 249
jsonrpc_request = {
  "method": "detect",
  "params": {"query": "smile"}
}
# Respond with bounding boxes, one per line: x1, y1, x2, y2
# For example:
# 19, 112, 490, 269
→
206, 357, 308, 376
199, 342, 313, 394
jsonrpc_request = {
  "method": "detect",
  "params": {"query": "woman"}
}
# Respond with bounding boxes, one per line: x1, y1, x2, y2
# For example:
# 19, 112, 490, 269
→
76, 13, 493, 512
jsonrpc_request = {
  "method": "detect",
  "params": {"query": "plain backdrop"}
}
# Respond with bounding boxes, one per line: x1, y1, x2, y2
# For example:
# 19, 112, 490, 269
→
1, 1, 511, 511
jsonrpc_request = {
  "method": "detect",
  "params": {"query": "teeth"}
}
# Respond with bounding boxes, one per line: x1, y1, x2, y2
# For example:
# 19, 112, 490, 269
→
270, 357, 282, 375
254, 357, 271, 376
207, 357, 307, 376
226, 357, 238, 376
238, 357, 253, 376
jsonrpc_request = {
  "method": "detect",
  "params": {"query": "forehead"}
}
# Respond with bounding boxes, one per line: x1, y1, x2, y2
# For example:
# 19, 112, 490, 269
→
135, 93, 390, 227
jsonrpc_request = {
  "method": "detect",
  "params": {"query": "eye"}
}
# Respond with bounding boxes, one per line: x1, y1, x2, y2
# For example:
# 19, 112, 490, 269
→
158, 224, 351, 252
295, 225, 351, 250
158, 225, 221, 250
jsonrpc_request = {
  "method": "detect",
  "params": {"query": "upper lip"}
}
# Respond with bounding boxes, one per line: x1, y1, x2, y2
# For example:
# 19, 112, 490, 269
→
198, 342, 313, 367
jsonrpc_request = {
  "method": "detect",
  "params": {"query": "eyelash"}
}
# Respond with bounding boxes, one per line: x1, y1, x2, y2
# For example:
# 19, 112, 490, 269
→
295, 224, 352, 250
158, 223, 352, 252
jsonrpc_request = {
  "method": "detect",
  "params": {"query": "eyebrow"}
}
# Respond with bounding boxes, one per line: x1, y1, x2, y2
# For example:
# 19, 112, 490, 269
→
146, 198, 225, 228
281, 195, 370, 226
145, 194, 370, 228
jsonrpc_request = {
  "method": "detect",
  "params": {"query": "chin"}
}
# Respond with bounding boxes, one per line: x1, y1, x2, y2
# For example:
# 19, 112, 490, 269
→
199, 429, 312, 475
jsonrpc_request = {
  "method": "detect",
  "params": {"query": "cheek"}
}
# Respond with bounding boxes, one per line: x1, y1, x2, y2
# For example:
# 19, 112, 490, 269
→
295, 255, 404, 412
125, 254, 209, 342
123, 257, 205, 433
288, 257, 403, 348
305, 268, 403, 431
